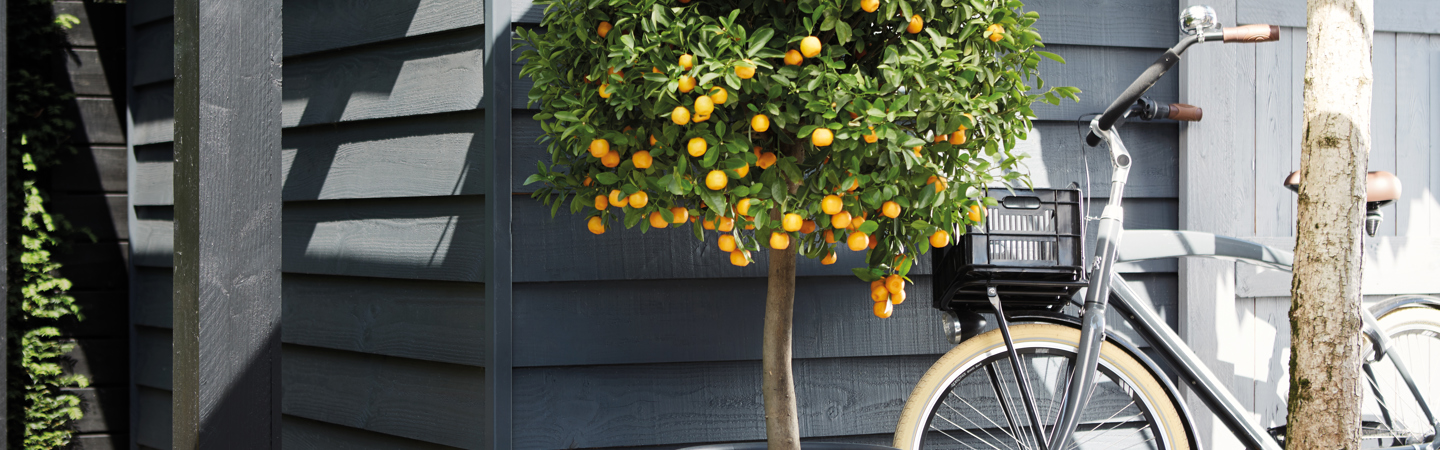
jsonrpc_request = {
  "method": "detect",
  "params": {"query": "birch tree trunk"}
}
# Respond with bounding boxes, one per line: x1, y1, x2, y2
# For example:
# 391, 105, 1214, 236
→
1287, 0, 1373, 448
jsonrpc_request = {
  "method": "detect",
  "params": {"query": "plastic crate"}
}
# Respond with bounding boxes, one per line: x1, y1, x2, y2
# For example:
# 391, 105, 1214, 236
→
932, 188, 1087, 312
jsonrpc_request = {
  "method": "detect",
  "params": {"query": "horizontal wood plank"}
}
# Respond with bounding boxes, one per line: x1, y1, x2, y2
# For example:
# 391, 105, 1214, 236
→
75, 98, 125, 145
48, 194, 127, 241
72, 434, 125, 450
130, 82, 174, 146
284, 0, 483, 57
65, 48, 114, 96
54, 242, 128, 290
1238, 236, 1440, 297
132, 267, 173, 329
283, 273, 485, 366
130, 19, 173, 86
135, 387, 172, 450
63, 338, 128, 386
66, 387, 127, 434
282, 196, 486, 282
281, 344, 485, 448
134, 327, 172, 390
132, 152, 173, 206
52, 146, 128, 194
57, 291, 129, 338
513, 355, 934, 449
281, 111, 485, 201
282, 30, 484, 128
1238, 0, 1440, 33
131, 217, 173, 268
128, 0, 173, 26
283, 415, 463, 450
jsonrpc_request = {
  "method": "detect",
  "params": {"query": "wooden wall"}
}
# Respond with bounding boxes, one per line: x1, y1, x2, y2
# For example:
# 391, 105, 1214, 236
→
44, 1, 132, 448
127, 0, 488, 447
504, 0, 1184, 447
1178, 1, 1440, 448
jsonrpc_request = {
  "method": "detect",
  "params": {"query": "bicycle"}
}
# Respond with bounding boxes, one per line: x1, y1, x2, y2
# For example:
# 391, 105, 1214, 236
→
891, 6, 1439, 450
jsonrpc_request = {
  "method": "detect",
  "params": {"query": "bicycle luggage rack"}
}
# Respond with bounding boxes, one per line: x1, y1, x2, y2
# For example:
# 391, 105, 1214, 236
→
932, 188, 1087, 312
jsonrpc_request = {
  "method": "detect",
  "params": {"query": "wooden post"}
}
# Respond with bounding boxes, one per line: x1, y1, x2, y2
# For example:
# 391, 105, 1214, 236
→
483, 0, 515, 446
0, 1, 8, 447
171, 0, 283, 447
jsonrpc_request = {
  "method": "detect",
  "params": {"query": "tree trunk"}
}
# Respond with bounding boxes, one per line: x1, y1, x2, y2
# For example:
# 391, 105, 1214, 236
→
763, 245, 800, 449
1287, 0, 1373, 448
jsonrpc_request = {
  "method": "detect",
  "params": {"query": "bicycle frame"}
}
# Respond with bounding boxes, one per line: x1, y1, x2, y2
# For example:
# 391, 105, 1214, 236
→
1038, 122, 1440, 450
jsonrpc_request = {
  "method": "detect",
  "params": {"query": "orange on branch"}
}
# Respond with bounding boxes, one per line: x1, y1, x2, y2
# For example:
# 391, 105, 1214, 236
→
598, 83, 612, 99
735, 60, 756, 79
757, 152, 777, 169
608, 189, 630, 208
649, 211, 669, 228
821, 195, 844, 215
861, 0, 879, 13
885, 274, 904, 294
601, 150, 620, 168
587, 216, 606, 235
882, 201, 901, 218
800, 36, 822, 58
784, 49, 803, 65
800, 220, 816, 234
812, 128, 834, 146
871, 285, 889, 303
782, 213, 803, 232
628, 190, 649, 208
751, 114, 770, 132
821, 251, 837, 265
694, 95, 715, 116
890, 289, 906, 305
708, 87, 728, 105
823, 229, 836, 243
832, 211, 852, 229
968, 204, 985, 222
718, 216, 735, 232
705, 170, 728, 190
847, 231, 869, 251
730, 249, 751, 266
688, 137, 708, 157
770, 232, 790, 250
594, 195, 608, 210
597, 21, 612, 38
672, 106, 691, 125
632, 151, 653, 169
679, 54, 694, 70
703, 216, 717, 230
949, 131, 966, 145
734, 198, 753, 216
718, 234, 737, 252
670, 207, 690, 224
907, 15, 924, 34
864, 127, 878, 143
678, 75, 696, 93
589, 138, 610, 158
874, 300, 893, 318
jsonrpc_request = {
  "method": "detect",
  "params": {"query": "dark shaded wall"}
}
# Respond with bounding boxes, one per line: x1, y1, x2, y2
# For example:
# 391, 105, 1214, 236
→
47, 1, 130, 448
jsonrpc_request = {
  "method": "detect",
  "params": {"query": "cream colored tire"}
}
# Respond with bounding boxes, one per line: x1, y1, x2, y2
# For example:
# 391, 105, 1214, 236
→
894, 323, 1190, 450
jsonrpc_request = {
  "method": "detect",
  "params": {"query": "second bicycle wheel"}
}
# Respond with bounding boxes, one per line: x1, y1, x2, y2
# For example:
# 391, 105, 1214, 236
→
1360, 301, 1440, 447
894, 323, 1190, 450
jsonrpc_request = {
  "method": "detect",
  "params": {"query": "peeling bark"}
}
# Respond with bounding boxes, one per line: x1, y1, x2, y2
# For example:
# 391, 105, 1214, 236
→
1287, 0, 1373, 448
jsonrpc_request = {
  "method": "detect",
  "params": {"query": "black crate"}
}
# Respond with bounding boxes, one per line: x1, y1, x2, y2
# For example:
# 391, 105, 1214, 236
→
932, 188, 1087, 312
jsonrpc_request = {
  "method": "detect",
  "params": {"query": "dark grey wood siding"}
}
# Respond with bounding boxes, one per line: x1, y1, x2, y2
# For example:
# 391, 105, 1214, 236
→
126, 0, 487, 447
503, 0, 1181, 447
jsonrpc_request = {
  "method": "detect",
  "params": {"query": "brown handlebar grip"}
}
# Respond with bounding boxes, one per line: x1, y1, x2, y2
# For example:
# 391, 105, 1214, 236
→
1223, 24, 1280, 43
1168, 103, 1203, 121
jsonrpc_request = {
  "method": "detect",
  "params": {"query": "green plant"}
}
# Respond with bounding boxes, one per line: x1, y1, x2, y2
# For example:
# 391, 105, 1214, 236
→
517, 0, 1074, 445
7, 1, 90, 448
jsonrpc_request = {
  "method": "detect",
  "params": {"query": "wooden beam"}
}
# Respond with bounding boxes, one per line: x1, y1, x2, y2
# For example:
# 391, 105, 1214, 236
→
1, 1, 9, 446
483, 0, 515, 447
171, 0, 282, 447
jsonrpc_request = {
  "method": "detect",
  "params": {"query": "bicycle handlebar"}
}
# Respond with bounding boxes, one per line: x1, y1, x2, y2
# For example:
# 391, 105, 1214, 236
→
1084, 25, 1278, 146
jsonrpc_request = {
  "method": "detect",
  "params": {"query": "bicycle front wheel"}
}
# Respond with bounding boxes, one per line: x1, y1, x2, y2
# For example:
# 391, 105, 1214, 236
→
894, 323, 1189, 450
1361, 302, 1440, 446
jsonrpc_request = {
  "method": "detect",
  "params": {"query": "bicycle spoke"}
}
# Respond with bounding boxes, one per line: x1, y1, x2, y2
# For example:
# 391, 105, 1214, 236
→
948, 393, 1025, 446
934, 400, 1011, 450
1064, 399, 1140, 450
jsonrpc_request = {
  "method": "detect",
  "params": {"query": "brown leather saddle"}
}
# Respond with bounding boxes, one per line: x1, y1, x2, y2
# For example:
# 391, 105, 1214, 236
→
1282, 170, 1401, 236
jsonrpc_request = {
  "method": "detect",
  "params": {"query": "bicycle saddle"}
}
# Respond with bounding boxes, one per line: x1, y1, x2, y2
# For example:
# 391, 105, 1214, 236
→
1283, 170, 1401, 202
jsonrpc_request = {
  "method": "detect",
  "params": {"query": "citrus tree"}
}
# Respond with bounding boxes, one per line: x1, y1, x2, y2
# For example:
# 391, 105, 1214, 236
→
518, 0, 1074, 445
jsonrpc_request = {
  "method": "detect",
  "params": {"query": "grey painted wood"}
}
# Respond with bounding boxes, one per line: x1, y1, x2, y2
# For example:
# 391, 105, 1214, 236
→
134, 327, 172, 390
52, 146, 128, 194
1238, 236, 1440, 297
130, 20, 172, 87
283, 415, 462, 450
134, 387, 172, 449
1394, 34, 1432, 236
282, 30, 483, 129
66, 48, 114, 96
75, 98, 125, 145
128, 0, 173, 26
63, 338, 128, 386
130, 216, 172, 268
1238, 0, 1440, 34
1370, 32, 1397, 237
132, 145, 173, 205
72, 434, 124, 450
484, 0, 516, 446
128, 267, 172, 330
281, 111, 485, 201
512, 355, 935, 449
280, 344, 485, 448
285, 0, 483, 57
68, 387, 127, 433
48, 194, 128, 240
282, 196, 486, 282
55, 242, 128, 290
172, 0, 284, 446
58, 292, 129, 338
130, 82, 173, 146
282, 273, 485, 366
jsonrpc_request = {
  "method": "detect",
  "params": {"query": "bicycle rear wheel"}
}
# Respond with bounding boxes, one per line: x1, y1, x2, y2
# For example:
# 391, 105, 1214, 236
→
1361, 302, 1440, 446
894, 323, 1189, 450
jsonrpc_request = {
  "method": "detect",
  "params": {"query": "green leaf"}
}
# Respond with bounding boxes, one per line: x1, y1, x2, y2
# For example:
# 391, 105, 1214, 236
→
858, 220, 879, 234
747, 27, 775, 58
523, 174, 545, 185
852, 268, 881, 282
835, 21, 852, 45
595, 172, 621, 185
555, 111, 582, 122
1036, 51, 1065, 64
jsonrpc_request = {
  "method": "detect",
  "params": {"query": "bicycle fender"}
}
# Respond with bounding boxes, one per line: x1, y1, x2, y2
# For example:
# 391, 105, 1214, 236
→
1117, 230, 1294, 271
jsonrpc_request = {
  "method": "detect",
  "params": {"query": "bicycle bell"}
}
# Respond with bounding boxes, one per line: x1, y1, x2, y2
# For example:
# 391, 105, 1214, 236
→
1180, 5, 1220, 36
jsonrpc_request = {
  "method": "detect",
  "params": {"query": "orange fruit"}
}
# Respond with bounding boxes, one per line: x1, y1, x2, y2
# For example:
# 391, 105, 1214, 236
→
598, 83, 612, 99
782, 213, 803, 232
757, 152, 777, 169
934, 133, 947, 143
734, 198, 752, 216
821, 195, 844, 215
718, 234, 737, 252
735, 60, 756, 79
730, 249, 750, 266
678, 75, 696, 93
587, 216, 606, 235
848, 231, 868, 251
811, 128, 834, 146
653, 67, 662, 74
589, 138, 611, 158
597, 21, 613, 38
601, 150, 621, 168
705, 170, 728, 190
583, 176, 593, 186
820, 251, 837, 265
688, 137, 708, 157
770, 232, 790, 250
873, 300, 893, 318
831, 211, 853, 229
784, 49, 803, 66
823, 229, 836, 243
930, 229, 950, 248
870, 284, 889, 302
608, 67, 624, 80
703, 216, 717, 230
708, 87, 728, 105
913, 146, 923, 157
718, 216, 735, 232
927, 175, 947, 193
800, 36, 822, 57
968, 204, 985, 222
987, 24, 1005, 42
628, 190, 649, 208
881, 201, 901, 218
864, 127, 878, 143
751, 114, 770, 132
907, 15, 923, 34
692, 113, 710, 123
848, 215, 866, 230
679, 54, 694, 70
868, 237, 878, 249
632, 150, 653, 169
890, 289, 906, 305
694, 95, 715, 116
649, 135, 659, 146
800, 220, 817, 234
594, 195, 609, 210
884, 274, 903, 294
860, 0, 879, 13
734, 163, 750, 178
672, 106, 691, 125
949, 131, 966, 145
608, 189, 630, 208
842, 178, 859, 192
649, 211, 669, 228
